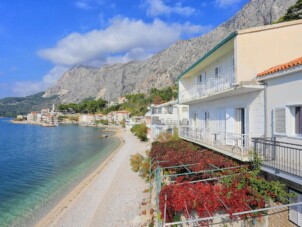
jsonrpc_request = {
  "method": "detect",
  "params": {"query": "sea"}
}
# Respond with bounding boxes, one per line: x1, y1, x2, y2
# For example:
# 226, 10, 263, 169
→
0, 118, 120, 227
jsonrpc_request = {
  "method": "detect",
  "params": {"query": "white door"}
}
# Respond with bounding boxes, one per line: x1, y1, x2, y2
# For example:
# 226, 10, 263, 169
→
226, 108, 236, 145
190, 113, 198, 128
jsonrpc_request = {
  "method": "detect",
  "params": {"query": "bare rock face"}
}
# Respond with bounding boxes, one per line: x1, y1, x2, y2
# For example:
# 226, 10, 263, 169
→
43, 0, 297, 103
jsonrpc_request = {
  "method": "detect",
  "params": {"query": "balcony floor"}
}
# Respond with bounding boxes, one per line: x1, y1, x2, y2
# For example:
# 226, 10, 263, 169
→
180, 84, 264, 105
179, 135, 253, 162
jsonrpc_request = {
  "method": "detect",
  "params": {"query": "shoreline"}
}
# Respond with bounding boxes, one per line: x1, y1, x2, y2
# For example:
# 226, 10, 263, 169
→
35, 129, 124, 227
10, 120, 56, 127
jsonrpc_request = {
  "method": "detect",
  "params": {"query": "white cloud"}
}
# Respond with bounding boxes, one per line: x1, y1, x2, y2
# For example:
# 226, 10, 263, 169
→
75, 1, 90, 10
215, 0, 242, 8
75, 0, 104, 10
12, 66, 68, 96
145, 0, 196, 17
38, 17, 205, 66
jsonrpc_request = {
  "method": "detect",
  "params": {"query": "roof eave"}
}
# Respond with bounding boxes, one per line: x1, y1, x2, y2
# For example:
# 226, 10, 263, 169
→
177, 31, 238, 80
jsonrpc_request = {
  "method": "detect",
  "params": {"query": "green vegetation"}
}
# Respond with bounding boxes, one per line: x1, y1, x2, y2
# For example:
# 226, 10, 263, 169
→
0, 92, 58, 117
130, 151, 151, 181
149, 85, 178, 105
121, 93, 150, 116
96, 119, 108, 125
58, 98, 107, 114
102, 104, 121, 114
156, 128, 179, 143
275, 0, 302, 23
102, 85, 178, 116
131, 123, 148, 141
58, 114, 79, 122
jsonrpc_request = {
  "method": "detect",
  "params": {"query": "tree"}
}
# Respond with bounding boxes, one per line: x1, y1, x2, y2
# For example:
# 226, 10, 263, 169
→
131, 123, 148, 141
275, 0, 302, 23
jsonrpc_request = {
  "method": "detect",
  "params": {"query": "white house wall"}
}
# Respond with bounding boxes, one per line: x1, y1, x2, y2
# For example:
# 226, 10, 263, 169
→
265, 69, 302, 144
179, 51, 234, 101
188, 90, 264, 136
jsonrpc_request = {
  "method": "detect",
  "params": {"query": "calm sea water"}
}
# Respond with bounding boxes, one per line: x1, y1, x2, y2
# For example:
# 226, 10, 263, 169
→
0, 118, 120, 227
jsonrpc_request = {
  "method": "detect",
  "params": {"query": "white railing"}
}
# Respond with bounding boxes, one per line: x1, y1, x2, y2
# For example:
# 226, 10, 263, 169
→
179, 126, 257, 160
180, 67, 235, 103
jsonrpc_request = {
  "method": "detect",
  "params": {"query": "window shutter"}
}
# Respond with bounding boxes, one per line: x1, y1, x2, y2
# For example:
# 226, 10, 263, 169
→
274, 107, 286, 135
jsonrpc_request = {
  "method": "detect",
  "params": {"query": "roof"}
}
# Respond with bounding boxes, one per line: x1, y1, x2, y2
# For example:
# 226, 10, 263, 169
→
177, 19, 302, 80
153, 100, 178, 107
257, 56, 302, 77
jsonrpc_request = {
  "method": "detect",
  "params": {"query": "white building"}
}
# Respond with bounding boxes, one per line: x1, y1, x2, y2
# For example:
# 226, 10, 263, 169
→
178, 20, 302, 162
146, 100, 189, 141
254, 57, 302, 211
125, 116, 145, 130
114, 110, 130, 123
79, 114, 96, 125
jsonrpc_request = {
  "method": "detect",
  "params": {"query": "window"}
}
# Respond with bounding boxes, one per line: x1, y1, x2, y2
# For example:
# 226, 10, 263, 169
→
192, 113, 198, 127
198, 72, 206, 84
215, 66, 220, 78
274, 107, 286, 135
289, 189, 302, 226
295, 106, 302, 134
205, 112, 209, 129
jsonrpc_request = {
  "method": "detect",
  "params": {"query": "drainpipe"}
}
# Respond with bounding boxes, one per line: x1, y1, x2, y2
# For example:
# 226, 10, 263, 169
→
263, 82, 267, 139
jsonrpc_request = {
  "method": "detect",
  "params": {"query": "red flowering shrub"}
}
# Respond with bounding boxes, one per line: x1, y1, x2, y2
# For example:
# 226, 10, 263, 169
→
159, 166, 290, 224
150, 140, 242, 175
154, 140, 290, 224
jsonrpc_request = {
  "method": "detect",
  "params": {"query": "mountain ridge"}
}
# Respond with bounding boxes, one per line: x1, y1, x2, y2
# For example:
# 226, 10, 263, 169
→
43, 0, 298, 103
0, 0, 299, 117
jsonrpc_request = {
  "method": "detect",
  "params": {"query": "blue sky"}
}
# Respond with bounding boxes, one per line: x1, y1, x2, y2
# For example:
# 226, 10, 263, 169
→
0, 0, 248, 98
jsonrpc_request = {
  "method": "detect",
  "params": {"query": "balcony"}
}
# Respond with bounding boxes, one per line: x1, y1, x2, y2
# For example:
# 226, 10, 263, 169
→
179, 67, 235, 103
152, 117, 179, 127
179, 126, 256, 162
253, 138, 302, 181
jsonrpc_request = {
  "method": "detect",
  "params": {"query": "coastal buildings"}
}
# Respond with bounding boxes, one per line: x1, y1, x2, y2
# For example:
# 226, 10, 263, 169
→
114, 110, 130, 123
26, 108, 58, 126
125, 116, 145, 130
178, 20, 302, 162
146, 100, 189, 141
107, 110, 130, 125
177, 20, 302, 226
79, 114, 96, 125
253, 57, 302, 226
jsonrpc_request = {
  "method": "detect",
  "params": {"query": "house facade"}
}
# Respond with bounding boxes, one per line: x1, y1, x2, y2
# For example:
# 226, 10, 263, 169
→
114, 111, 130, 123
178, 20, 302, 162
79, 114, 96, 125
146, 100, 189, 141
125, 116, 145, 130
255, 57, 302, 226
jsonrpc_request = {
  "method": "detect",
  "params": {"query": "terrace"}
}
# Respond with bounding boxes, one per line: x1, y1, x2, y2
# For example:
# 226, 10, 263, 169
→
179, 126, 257, 162
148, 140, 302, 227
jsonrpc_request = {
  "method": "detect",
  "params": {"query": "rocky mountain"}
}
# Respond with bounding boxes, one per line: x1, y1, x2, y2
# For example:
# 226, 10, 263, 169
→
0, 0, 299, 117
43, 0, 298, 103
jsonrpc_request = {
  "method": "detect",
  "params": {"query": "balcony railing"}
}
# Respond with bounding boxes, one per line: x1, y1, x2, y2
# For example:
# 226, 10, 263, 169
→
179, 126, 255, 161
152, 119, 180, 126
253, 138, 302, 178
180, 67, 235, 103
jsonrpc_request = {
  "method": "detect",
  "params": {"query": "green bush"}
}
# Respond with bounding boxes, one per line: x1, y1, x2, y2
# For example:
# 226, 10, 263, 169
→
130, 151, 151, 181
131, 123, 148, 141
97, 119, 108, 125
